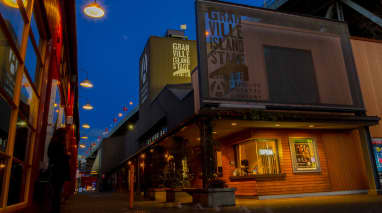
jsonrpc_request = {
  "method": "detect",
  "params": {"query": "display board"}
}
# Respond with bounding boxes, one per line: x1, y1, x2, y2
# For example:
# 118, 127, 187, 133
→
195, 0, 364, 111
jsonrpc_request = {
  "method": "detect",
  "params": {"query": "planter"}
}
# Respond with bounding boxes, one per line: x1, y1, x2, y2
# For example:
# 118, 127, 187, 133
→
192, 188, 236, 207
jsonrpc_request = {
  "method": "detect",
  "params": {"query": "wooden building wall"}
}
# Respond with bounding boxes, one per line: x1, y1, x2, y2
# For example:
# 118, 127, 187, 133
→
351, 38, 382, 138
218, 129, 369, 196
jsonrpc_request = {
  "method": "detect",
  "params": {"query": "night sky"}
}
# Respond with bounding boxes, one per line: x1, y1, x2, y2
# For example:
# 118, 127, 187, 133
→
76, 0, 265, 158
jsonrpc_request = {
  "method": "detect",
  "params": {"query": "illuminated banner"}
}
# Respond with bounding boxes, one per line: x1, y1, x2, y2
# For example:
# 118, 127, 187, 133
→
195, 0, 364, 111
139, 37, 197, 105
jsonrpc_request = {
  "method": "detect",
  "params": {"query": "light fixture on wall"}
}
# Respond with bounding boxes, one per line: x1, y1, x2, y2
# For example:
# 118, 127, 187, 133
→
82, 103, 94, 110
82, 123, 90, 129
84, 0, 105, 18
80, 79, 94, 88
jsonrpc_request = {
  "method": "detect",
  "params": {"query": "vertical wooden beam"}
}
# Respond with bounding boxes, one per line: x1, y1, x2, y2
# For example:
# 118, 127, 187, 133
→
198, 117, 215, 189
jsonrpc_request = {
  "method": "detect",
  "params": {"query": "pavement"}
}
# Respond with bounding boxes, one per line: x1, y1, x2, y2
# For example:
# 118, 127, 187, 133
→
61, 192, 382, 213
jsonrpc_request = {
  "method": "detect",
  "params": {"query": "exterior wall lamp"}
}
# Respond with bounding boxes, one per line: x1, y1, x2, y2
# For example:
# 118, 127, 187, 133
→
84, 0, 105, 18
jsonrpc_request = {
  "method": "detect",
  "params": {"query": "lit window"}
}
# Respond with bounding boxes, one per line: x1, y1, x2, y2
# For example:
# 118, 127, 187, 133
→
235, 139, 280, 176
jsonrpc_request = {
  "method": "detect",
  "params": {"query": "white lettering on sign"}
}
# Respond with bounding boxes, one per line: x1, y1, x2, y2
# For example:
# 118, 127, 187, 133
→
259, 149, 274, 156
172, 43, 191, 78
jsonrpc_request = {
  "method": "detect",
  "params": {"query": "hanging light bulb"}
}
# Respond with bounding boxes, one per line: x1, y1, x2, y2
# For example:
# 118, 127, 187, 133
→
82, 123, 91, 129
118, 113, 123, 117
80, 136, 88, 140
80, 144, 86, 149
80, 79, 94, 88
82, 103, 94, 110
83, 0, 105, 18
2, 0, 27, 8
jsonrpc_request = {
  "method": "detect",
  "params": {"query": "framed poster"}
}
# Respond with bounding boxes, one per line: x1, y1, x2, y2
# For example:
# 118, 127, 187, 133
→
289, 137, 320, 173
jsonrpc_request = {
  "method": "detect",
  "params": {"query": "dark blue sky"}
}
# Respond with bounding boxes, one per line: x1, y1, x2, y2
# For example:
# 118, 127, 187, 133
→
77, 0, 265, 157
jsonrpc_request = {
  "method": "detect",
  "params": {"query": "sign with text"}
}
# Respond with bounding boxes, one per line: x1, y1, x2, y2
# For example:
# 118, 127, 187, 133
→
195, 0, 363, 111
139, 37, 197, 105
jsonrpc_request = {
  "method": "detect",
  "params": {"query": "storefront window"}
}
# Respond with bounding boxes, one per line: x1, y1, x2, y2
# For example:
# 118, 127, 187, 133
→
289, 137, 320, 173
0, 156, 8, 206
25, 37, 39, 84
30, 14, 40, 47
0, 1, 26, 48
7, 160, 26, 205
235, 139, 280, 176
0, 28, 18, 98
19, 73, 38, 126
13, 116, 32, 162
372, 139, 382, 174
0, 96, 12, 153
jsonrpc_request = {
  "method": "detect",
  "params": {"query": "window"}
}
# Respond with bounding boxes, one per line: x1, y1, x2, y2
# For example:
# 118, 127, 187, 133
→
0, 28, 19, 98
264, 46, 319, 104
25, 36, 39, 84
0, 1, 26, 47
235, 139, 280, 176
19, 74, 38, 126
289, 137, 320, 173
0, 96, 11, 153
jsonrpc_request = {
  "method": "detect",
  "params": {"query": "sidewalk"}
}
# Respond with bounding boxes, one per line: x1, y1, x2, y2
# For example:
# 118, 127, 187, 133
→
62, 192, 382, 213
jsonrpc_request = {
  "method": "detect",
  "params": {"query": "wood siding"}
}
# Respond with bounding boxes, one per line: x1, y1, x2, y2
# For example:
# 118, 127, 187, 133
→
321, 130, 369, 191
217, 129, 368, 196
351, 38, 382, 138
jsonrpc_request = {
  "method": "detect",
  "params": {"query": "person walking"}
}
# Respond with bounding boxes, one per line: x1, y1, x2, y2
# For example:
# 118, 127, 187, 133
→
48, 128, 71, 213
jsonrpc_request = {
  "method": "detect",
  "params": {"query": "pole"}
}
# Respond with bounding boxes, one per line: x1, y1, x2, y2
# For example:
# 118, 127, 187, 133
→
129, 164, 134, 208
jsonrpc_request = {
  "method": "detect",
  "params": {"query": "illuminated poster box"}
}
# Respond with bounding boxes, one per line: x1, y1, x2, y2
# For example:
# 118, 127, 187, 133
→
195, 0, 363, 111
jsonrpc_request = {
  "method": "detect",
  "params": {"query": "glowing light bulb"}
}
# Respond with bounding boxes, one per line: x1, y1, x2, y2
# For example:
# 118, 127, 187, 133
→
83, 2, 105, 18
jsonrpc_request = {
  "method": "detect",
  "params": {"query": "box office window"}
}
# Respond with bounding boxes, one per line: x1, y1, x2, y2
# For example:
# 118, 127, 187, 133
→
235, 139, 280, 176
289, 138, 320, 173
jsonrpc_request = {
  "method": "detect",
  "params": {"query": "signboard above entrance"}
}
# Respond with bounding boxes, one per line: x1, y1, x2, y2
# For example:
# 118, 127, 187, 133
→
195, 0, 364, 112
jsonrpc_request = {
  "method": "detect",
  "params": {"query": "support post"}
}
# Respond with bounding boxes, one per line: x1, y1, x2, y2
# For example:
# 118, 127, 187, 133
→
198, 118, 215, 189
129, 164, 135, 208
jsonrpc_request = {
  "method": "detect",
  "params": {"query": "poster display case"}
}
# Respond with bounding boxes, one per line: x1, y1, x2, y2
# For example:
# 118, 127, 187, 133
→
289, 137, 320, 173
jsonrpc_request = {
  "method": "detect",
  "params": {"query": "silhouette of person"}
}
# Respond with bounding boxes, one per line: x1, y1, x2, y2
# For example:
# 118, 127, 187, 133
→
48, 128, 70, 213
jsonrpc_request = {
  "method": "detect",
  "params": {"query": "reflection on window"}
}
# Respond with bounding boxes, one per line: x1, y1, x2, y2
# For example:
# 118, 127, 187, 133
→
7, 160, 26, 206
13, 116, 32, 162
25, 37, 39, 83
0, 1, 26, 47
0, 156, 8, 206
0, 28, 18, 98
0, 97, 12, 152
235, 139, 280, 176
19, 74, 38, 125
289, 138, 320, 173
30, 13, 40, 46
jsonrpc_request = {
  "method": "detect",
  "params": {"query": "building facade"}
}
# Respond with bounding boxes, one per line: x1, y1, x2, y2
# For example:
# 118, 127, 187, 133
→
264, 0, 382, 187
98, 0, 381, 200
0, 0, 78, 212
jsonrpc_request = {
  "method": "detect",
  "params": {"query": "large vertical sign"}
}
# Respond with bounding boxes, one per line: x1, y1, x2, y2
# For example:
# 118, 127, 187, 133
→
139, 37, 197, 105
195, 0, 363, 111
139, 47, 150, 105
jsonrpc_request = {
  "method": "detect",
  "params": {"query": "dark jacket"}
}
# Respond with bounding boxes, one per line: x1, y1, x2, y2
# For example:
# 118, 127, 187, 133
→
48, 140, 70, 182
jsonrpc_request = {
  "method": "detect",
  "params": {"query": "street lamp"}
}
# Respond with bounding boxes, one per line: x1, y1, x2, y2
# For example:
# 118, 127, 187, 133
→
83, 0, 105, 18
